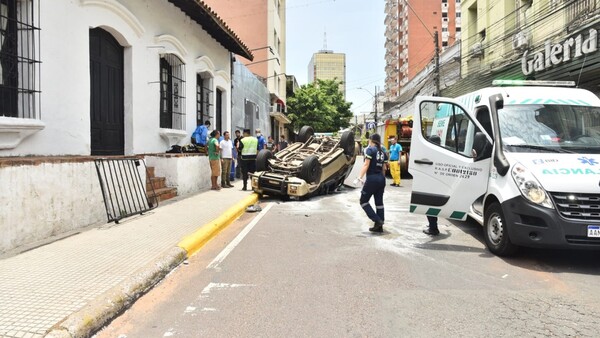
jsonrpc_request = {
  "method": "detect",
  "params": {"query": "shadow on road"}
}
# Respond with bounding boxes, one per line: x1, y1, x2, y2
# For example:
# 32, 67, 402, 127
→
447, 218, 600, 276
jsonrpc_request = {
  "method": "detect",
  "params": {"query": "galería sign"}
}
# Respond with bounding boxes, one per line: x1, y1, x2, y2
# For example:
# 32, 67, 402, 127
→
522, 28, 597, 76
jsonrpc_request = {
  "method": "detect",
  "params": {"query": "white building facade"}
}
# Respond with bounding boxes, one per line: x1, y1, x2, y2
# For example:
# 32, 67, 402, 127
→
0, 0, 252, 157
0, 0, 252, 253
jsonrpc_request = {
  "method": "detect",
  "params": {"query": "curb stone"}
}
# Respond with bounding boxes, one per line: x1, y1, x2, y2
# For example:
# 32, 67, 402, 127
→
45, 193, 260, 338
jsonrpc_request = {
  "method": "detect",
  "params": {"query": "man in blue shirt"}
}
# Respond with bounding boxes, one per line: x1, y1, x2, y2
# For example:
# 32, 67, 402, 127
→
192, 120, 211, 147
388, 136, 402, 187
255, 128, 266, 151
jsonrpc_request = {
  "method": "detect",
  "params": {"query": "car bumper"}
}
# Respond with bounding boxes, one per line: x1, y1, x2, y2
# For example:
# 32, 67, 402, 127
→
251, 172, 311, 197
502, 196, 600, 249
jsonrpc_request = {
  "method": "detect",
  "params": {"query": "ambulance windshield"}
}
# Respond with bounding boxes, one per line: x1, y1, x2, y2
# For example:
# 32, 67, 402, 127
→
498, 104, 600, 154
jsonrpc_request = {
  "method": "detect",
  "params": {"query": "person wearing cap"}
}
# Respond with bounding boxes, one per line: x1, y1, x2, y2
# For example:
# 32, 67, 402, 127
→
255, 128, 266, 151
356, 133, 389, 233
238, 129, 258, 190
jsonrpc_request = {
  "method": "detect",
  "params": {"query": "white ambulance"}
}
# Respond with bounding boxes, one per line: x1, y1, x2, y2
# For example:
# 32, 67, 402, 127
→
409, 80, 600, 256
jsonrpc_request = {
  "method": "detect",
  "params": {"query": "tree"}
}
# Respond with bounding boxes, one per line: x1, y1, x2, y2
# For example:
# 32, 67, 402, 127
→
286, 79, 353, 132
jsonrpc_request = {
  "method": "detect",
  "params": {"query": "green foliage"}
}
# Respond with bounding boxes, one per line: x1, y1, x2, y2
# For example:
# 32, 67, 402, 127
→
286, 79, 353, 132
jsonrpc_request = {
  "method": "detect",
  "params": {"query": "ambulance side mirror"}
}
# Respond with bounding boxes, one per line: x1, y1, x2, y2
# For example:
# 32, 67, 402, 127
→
472, 132, 491, 161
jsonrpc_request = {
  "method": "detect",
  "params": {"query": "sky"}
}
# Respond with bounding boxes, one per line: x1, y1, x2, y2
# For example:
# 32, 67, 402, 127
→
285, 0, 386, 115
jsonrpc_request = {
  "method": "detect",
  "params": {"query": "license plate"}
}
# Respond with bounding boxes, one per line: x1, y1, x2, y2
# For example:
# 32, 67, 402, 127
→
588, 225, 600, 238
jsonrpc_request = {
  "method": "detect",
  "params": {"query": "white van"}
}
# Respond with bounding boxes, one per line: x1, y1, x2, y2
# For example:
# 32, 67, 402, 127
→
409, 80, 600, 256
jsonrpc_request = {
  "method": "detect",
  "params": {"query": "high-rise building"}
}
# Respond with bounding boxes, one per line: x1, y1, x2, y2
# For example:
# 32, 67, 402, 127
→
384, 0, 461, 98
308, 50, 347, 98
202, 0, 286, 107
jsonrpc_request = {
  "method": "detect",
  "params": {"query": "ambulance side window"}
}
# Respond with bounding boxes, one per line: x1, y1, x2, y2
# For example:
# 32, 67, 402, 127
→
420, 101, 482, 158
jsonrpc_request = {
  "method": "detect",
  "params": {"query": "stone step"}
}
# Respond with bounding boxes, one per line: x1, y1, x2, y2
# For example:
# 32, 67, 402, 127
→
147, 187, 177, 204
146, 177, 166, 191
146, 166, 155, 178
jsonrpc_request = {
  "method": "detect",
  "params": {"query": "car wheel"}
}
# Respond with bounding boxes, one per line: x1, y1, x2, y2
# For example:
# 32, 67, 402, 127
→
340, 131, 355, 156
298, 126, 314, 143
299, 155, 322, 184
484, 202, 518, 256
255, 149, 273, 172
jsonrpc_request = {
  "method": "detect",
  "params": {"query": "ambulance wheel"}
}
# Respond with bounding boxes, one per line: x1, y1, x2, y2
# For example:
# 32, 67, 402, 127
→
300, 155, 322, 184
340, 131, 355, 156
484, 202, 518, 256
256, 149, 273, 172
298, 126, 314, 143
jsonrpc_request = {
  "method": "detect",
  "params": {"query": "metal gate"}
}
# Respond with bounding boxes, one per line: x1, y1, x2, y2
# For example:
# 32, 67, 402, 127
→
95, 158, 158, 223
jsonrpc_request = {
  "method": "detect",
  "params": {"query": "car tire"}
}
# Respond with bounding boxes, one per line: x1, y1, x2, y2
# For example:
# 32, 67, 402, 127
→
340, 131, 355, 156
255, 149, 273, 172
299, 155, 322, 184
484, 202, 519, 256
298, 126, 314, 143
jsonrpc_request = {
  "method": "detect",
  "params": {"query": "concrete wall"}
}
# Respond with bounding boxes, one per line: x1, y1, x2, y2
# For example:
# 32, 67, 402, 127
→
0, 160, 116, 253
145, 155, 211, 197
231, 61, 272, 135
0, 0, 232, 157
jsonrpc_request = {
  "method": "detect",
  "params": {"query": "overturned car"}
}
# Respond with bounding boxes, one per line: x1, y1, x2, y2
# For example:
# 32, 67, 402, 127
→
251, 126, 356, 199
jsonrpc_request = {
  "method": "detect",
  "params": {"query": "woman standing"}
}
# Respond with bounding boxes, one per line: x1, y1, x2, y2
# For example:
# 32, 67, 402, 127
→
356, 134, 388, 232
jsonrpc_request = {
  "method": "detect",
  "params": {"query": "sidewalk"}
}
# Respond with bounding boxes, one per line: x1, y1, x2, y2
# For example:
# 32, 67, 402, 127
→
0, 180, 258, 338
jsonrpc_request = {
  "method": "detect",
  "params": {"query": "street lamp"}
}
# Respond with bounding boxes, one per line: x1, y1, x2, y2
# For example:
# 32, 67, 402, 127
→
357, 86, 379, 126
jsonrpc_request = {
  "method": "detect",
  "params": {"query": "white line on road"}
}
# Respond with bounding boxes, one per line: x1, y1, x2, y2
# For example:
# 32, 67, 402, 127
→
206, 203, 274, 269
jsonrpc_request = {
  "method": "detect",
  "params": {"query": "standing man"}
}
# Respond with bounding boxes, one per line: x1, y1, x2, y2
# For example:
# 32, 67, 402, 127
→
256, 128, 266, 151
208, 130, 221, 190
388, 137, 402, 187
233, 130, 242, 179
239, 129, 258, 191
219, 131, 234, 188
278, 135, 288, 152
266, 136, 276, 152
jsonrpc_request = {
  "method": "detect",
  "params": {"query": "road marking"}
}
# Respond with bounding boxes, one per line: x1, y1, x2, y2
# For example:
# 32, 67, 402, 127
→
206, 202, 274, 269
200, 282, 255, 295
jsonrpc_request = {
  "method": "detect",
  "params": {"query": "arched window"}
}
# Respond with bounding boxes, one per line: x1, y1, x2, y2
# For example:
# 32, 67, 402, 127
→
159, 54, 185, 130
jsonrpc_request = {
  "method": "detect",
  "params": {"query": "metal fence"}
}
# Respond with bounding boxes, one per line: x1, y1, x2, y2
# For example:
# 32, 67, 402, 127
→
94, 158, 158, 223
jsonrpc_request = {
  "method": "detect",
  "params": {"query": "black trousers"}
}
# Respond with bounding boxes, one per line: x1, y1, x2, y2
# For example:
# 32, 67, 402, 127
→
240, 158, 256, 185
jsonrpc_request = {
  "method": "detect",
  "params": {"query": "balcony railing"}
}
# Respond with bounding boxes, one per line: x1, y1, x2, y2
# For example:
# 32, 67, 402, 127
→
567, 0, 596, 24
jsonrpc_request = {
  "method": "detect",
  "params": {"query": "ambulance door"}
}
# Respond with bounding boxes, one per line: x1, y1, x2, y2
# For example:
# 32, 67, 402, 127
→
409, 97, 492, 220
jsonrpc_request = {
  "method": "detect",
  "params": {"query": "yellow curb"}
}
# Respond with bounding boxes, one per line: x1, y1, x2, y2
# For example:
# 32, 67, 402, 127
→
178, 193, 259, 257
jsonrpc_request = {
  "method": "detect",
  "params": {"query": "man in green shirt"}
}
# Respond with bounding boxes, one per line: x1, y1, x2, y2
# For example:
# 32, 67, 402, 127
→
208, 130, 221, 190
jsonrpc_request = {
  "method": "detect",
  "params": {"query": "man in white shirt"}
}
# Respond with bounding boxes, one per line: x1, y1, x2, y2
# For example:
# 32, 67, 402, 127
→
219, 131, 234, 188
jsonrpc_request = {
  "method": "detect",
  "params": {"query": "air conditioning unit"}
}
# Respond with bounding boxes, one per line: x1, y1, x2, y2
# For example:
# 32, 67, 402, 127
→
471, 42, 483, 57
512, 31, 530, 51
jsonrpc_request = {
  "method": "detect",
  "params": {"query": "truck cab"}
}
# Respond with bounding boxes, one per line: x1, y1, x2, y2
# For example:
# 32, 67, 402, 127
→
409, 80, 600, 256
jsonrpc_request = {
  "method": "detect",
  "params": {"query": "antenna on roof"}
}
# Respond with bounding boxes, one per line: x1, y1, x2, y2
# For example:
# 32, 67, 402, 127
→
323, 29, 327, 50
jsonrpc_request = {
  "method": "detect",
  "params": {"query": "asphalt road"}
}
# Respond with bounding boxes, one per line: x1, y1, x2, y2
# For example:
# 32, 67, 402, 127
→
95, 180, 600, 337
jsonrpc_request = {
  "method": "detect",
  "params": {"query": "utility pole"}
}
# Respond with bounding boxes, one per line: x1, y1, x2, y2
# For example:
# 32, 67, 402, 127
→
374, 85, 378, 126
434, 30, 440, 96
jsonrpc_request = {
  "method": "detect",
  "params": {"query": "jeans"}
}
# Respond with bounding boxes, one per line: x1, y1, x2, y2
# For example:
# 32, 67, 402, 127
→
360, 174, 386, 223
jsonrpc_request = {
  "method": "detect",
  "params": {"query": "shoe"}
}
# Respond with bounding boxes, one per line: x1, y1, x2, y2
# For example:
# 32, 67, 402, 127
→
242, 186, 247, 191
227, 184, 234, 188
369, 221, 384, 233
390, 183, 397, 187
423, 228, 440, 236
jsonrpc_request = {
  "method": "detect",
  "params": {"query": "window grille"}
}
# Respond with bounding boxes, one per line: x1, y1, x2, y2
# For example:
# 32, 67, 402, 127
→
159, 54, 185, 130
0, 0, 40, 119
196, 74, 212, 126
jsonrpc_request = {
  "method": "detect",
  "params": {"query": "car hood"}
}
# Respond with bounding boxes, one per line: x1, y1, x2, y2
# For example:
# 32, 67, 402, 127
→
508, 153, 600, 193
